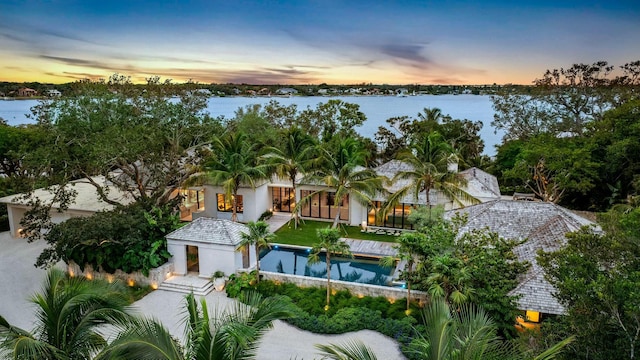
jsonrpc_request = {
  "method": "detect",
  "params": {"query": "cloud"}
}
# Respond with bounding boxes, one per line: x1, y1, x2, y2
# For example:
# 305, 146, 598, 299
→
36, 28, 103, 46
380, 43, 430, 63
39, 55, 111, 69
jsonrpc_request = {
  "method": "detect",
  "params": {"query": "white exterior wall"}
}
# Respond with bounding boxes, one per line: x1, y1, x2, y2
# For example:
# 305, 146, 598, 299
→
167, 242, 187, 275
167, 239, 256, 278
6, 204, 94, 238
349, 201, 367, 227
202, 183, 270, 223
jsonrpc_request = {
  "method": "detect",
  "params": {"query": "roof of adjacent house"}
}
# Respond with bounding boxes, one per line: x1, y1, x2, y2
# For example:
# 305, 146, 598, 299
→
372, 160, 500, 205
166, 217, 248, 246
445, 200, 598, 315
459, 167, 501, 199
0, 176, 134, 212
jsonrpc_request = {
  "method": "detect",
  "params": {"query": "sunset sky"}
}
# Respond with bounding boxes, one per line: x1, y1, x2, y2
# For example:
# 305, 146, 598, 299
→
1, 0, 639, 85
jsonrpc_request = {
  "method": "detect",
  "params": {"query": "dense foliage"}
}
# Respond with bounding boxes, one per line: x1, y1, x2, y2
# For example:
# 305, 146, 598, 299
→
537, 205, 640, 360
36, 204, 180, 275
227, 279, 422, 357
492, 61, 640, 209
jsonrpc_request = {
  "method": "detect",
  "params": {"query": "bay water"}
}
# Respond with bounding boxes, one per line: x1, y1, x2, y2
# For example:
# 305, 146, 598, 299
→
0, 95, 503, 155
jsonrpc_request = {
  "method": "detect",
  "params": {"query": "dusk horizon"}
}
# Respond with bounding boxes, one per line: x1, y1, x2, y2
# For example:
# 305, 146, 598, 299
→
1, 0, 639, 85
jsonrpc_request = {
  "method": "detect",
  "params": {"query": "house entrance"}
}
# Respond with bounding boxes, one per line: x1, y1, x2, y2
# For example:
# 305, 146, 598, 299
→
187, 245, 199, 273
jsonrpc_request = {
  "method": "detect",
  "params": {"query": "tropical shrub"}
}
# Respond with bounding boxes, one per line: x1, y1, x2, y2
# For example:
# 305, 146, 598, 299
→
35, 203, 179, 275
225, 270, 258, 297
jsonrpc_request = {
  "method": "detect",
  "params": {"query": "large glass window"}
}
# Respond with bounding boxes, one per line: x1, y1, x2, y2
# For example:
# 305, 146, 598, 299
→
300, 190, 349, 221
217, 194, 243, 213
180, 189, 205, 211
271, 187, 295, 213
368, 201, 414, 229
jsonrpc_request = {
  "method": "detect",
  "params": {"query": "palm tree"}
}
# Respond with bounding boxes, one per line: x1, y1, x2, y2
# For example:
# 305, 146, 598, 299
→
384, 132, 478, 221
206, 132, 268, 222
316, 340, 379, 360
262, 126, 318, 228
417, 107, 444, 124
239, 221, 276, 283
0, 268, 132, 359
308, 228, 353, 309
298, 137, 384, 228
425, 253, 474, 306
409, 298, 574, 360
381, 232, 426, 311
96, 291, 295, 360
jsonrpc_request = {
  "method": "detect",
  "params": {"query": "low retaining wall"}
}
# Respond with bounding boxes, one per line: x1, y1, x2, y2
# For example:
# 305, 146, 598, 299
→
67, 261, 175, 289
259, 271, 427, 304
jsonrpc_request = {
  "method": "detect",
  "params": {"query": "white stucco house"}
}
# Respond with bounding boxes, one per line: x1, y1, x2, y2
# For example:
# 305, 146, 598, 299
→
0, 161, 501, 237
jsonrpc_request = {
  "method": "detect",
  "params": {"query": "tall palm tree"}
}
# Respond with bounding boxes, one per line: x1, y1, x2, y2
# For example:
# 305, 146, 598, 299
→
0, 268, 132, 360
206, 132, 268, 222
308, 228, 353, 309
239, 221, 276, 283
298, 137, 384, 228
381, 232, 426, 311
384, 132, 478, 221
262, 126, 318, 228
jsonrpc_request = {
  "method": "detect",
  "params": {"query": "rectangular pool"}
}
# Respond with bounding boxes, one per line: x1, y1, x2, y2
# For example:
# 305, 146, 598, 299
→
259, 246, 396, 287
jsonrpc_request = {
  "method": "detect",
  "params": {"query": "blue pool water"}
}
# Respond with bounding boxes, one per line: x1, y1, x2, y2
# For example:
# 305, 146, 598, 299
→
259, 246, 396, 286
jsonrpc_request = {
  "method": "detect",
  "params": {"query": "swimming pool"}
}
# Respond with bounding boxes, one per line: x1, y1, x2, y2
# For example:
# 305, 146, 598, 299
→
259, 246, 396, 286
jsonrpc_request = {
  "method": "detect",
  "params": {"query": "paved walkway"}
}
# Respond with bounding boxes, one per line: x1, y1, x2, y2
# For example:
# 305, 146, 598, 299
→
264, 213, 293, 232
134, 289, 406, 360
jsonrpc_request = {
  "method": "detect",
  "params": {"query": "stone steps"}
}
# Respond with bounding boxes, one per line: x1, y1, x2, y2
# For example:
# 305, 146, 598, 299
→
158, 275, 214, 296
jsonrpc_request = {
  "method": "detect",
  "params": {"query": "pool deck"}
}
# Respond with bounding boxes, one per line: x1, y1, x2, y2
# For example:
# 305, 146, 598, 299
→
343, 238, 397, 257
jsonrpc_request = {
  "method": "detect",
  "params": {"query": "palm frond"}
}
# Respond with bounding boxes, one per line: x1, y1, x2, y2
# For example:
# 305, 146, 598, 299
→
315, 340, 379, 360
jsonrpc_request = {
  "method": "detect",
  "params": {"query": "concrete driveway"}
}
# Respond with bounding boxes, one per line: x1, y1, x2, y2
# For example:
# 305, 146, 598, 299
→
0, 231, 406, 359
0, 231, 65, 329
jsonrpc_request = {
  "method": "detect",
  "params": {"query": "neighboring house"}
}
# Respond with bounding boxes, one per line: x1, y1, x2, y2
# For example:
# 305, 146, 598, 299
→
0, 176, 134, 237
446, 200, 599, 321
275, 87, 298, 95
46, 89, 61, 97
17, 88, 37, 97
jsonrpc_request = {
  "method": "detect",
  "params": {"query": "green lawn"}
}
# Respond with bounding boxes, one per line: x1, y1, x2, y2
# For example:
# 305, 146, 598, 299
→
273, 220, 397, 246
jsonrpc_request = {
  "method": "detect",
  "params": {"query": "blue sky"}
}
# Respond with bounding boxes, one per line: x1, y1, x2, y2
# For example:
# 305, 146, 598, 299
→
1, 0, 639, 84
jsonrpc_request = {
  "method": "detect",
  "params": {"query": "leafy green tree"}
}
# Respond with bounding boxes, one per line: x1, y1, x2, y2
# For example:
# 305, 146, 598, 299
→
503, 134, 599, 205
19, 75, 221, 241
239, 221, 276, 283
298, 137, 384, 228
375, 108, 484, 165
308, 228, 353, 309
0, 268, 132, 359
538, 213, 640, 360
262, 126, 318, 227
204, 132, 268, 222
298, 100, 366, 142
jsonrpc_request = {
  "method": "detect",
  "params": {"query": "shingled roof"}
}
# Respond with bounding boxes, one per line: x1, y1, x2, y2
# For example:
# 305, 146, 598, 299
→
445, 200, 598, 315
166, 217, 248, 246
